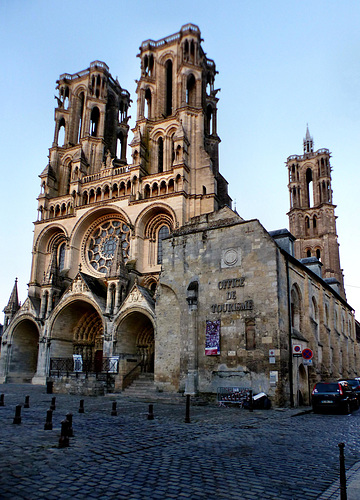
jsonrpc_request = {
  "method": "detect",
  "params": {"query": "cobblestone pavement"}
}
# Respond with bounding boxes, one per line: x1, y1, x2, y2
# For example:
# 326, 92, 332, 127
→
1, 384, 360, 499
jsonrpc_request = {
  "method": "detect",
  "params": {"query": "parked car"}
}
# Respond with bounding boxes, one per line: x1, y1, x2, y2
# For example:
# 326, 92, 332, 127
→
311, 381, 359, 414
338, 379, 360, 402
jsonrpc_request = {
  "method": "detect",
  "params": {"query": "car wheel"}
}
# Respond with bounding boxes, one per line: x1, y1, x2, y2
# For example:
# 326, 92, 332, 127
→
312, 405, 319, 414
343, 402, 351, 414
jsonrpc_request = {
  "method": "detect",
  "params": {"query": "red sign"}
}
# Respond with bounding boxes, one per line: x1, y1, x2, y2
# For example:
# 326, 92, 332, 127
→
302, 348, 313, 360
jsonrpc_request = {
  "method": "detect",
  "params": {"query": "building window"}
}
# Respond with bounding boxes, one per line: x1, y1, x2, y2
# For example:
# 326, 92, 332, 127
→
58, 242, 66, 272
86, 217, 130, 274
165, 60, 173, 117
157, 225, 170, 264
158, 137, 164, 173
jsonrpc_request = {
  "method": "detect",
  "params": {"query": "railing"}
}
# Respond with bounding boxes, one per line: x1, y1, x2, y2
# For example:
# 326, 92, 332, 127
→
122, 360, 143, 390
49, 357, 119, 377
82, 165, 129, 184
141, 24, 200, 50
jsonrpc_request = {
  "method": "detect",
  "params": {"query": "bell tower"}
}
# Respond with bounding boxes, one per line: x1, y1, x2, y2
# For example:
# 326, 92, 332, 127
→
287, 127, 345, 298
130, 23, 231, 216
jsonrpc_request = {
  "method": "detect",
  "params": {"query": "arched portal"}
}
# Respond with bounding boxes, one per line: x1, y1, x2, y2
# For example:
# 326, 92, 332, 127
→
116, 311, 155, 373
50, 300, 103, 368
8, 320, 39, 382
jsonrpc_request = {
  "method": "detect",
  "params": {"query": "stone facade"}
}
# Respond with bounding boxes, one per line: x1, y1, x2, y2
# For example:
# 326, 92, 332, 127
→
1, 24, 358, 406
156, 209, 357, 406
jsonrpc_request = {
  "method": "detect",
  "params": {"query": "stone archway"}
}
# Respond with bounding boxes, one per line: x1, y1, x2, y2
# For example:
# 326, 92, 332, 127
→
116, 311, 155, 373
8, 320, 39, 382
50, 300, 103, 367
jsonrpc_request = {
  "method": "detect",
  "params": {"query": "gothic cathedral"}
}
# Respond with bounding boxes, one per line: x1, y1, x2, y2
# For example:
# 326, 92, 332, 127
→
1, 25, 357, 405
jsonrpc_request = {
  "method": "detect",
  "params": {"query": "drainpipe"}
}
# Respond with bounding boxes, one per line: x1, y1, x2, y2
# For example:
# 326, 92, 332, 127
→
286, 255, 294, 407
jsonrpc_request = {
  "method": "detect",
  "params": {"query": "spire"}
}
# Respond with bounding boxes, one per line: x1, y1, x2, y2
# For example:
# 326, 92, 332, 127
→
303, 124, 314, 154
4, 278, 20, 315
3, 278, 20, 330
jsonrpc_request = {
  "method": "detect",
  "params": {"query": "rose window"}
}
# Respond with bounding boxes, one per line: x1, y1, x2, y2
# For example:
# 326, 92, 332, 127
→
87, 219, 130, 274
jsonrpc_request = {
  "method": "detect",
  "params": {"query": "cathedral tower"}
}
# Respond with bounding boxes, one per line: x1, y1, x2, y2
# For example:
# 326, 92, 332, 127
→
287, 127, 345, 298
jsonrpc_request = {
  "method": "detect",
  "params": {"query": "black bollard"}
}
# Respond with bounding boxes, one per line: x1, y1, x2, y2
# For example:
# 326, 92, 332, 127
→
66, 413, 74, 437
13, 405, 22, 424
0, 394, 4, 406
147, 404, 154, 420
50, 397, 56, 411
249, 390, 253, 412
24, 395, 30, 409
339, 442, 347, 500
58, 419, 69, 448
44, 409, 53, 430
185, 394, 191, 423
111, 401, 117, 416
79, 399, 84, 414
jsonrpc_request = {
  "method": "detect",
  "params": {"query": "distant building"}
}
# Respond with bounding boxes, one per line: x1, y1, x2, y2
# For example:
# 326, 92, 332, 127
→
0, 25, 357, 405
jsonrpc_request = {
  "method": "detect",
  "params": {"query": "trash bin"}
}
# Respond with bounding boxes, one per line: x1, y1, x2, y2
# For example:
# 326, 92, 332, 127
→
46, 381, 53, 394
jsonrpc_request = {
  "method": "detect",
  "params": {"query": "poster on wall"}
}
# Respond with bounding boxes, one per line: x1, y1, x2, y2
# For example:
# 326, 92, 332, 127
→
205, 319, 221, 355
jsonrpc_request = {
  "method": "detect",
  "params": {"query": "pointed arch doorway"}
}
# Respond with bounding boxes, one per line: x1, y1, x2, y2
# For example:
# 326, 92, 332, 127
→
116, 311, 155, 374
7, 319, 39, 382
50, 300, 104, 371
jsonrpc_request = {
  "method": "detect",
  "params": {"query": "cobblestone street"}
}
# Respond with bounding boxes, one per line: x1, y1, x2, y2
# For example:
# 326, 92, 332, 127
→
1, 384, 360, 499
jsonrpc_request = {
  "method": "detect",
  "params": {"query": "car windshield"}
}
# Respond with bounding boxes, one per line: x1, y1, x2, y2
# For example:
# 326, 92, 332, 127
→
315, 383, 340, 393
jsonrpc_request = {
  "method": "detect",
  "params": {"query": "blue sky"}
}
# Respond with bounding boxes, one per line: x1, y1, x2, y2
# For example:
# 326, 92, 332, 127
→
1, 0, 360, 315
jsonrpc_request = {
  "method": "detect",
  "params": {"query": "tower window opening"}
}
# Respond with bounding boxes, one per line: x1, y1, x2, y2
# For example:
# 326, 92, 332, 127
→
158, 137, 164, 173
305, 216, 310, 236
206, 105, 213, 135
306, 168, 313, 207
184, 40, 189, 61
313, 215, 317, 234
186, 74, 196, 106
77, 92, 85, 143
63, 86, 70, 110
157, 225, 170, 264
203, 186, 207, 195
306, 249, 311, 258
58, 242, 66, 272
145, 88, 152, 119
165, 59, 173, 117
117, 132, 124, 159
58, 118, 66, 146
144, 55, 148, 75
316, 248, 321, 261
96, 75, 101, 98
149, 55, 154, 77
190, 40, 195, 63
90, 107, 100, 137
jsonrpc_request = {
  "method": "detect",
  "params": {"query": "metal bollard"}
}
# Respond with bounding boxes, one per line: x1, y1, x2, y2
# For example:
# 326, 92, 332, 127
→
24, 395, 30, 409
111, 401, 117, 416
339, 442, 347, 500
0, 394, 4, 406
50, 397, 56, 411
66, 413, 74, 437
249, 390, 253, 412
13, 405, 22, 424
185, 394, 191, 423
147, 404, 154, 420
79, 399, 84, 414
44, 409, 53, 430
58, 419, 69, 448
